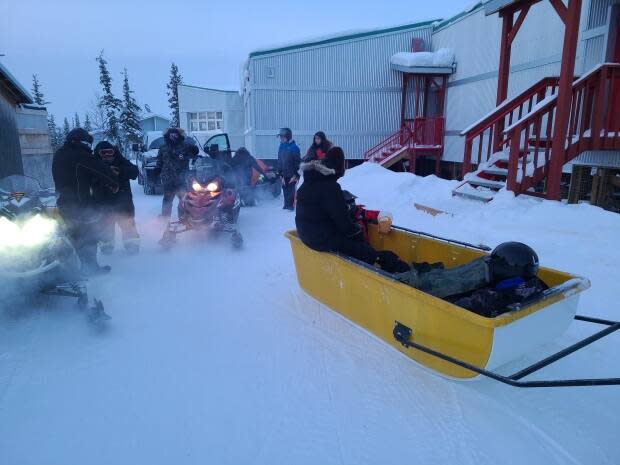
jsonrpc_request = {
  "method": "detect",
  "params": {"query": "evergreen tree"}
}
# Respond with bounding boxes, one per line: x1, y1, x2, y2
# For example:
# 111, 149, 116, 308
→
73, 112, 81, 129
63, 117, 71, 140
120, 68, 143, 148
166, 63, 182, 127
31, 74, 47, 106
84, 113, 92, 132
48, 114, 59, 150
96, 50, 122, 143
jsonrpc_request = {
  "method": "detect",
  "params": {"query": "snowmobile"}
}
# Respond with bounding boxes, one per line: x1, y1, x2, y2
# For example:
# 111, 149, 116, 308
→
0, 175, 109, 322
160, 157, 243, 249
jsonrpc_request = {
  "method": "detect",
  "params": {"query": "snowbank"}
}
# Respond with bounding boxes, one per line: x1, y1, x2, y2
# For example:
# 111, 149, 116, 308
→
340, 163, 620, 318
390, 48, 455, 68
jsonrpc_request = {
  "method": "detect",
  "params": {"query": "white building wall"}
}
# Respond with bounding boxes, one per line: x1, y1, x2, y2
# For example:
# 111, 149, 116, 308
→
245, 23, 435, 159
432, 2, 565, 162
178, 85, 245, 149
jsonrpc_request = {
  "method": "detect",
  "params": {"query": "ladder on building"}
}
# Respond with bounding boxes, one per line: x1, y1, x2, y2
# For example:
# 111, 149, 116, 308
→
453, 64, 620, 201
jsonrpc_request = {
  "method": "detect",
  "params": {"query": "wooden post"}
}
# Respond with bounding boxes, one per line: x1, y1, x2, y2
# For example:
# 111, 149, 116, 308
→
400, 74, 409, 128
548, 0, 582, 200
493, 11, 514, 152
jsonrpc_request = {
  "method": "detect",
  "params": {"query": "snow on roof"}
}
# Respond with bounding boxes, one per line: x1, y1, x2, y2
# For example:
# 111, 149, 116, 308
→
249, 19, 441, 58
433, 1, 489, 31
179, 83, 238, 94
140, 113, 170, 122
390, 48, 455, 70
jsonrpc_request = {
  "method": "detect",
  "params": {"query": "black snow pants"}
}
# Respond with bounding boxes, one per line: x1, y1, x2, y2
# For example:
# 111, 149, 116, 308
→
59, 205, 102, 272
161, 184, 186, 219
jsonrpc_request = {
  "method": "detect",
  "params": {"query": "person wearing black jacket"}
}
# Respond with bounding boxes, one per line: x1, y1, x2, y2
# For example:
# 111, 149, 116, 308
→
154, 128, 199, 219
93, 141, 140, 255
52, 128, 119, 275
295, 147, 408, 272
230, 147, 265, 206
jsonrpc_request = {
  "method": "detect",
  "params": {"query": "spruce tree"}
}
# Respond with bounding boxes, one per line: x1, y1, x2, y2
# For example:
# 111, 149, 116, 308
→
166, 63, 182, 127
120, 68, 143, 148
96, 50, 122, 143
31, 74, 47, 106
84, 113, 92, 132
63, 117, 71, 139
73, 112, 81, 128
48, 114, 59, 150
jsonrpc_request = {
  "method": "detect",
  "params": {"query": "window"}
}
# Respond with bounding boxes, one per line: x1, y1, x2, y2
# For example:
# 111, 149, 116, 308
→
188, 111, 224, 132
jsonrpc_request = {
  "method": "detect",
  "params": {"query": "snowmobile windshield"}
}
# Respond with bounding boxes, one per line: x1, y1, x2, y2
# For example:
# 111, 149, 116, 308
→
194, 157, 233, 186
0, 175, 42, 197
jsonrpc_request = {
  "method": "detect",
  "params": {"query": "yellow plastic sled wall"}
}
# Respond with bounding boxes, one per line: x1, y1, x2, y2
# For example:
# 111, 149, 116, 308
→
286, 226, 588, 379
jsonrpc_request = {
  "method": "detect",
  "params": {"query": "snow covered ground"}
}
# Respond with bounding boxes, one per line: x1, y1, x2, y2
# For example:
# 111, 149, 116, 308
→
1, 164, 619, 465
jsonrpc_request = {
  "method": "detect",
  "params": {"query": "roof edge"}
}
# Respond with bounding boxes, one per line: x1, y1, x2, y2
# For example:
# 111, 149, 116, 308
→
179, 83, 239, 93
249, 19, 441, 58
0, 61, 34, 104
432, 2, 485, 32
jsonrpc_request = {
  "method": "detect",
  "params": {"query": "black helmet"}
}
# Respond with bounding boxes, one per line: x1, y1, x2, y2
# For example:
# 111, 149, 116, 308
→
66, 128, 94, 145
278, 128, 292, 141
490, 242, 539, 282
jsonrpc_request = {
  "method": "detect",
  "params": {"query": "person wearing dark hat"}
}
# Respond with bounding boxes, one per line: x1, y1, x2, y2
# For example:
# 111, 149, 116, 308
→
230, 147, 266, 207
295, 146, 408, 273
154, 127, 199, 219
92, 141, 140, 255
52, 128, 119, 275
303, 131, 332, 162
276, 128, 301, 210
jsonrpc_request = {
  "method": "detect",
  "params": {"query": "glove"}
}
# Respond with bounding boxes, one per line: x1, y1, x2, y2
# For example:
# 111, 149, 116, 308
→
258, 174, 265, 183
376, 251, 410, 274
377, 211, 393, 234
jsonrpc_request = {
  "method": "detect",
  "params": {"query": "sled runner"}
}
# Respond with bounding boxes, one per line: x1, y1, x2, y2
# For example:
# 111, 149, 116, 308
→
285, 225, 620, 387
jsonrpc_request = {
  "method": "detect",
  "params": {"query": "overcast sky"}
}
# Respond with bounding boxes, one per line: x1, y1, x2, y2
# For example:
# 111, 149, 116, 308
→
1, 0, 465, 123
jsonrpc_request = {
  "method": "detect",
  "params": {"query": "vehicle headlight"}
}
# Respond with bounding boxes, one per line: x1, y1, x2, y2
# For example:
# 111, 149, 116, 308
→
192, 181, 202, 192
206, 182, 219, 193
0, 215, 58, 250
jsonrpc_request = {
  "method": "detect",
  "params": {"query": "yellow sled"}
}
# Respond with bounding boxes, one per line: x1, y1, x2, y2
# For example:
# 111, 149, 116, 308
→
286, 226, 620, 387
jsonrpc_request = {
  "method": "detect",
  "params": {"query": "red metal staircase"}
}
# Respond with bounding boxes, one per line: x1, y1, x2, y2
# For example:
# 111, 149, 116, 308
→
454, 64, 620, 201
364, 117, 445, 172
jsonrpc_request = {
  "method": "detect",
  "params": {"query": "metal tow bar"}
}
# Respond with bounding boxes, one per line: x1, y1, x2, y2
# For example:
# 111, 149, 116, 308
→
393, 315, 620, 388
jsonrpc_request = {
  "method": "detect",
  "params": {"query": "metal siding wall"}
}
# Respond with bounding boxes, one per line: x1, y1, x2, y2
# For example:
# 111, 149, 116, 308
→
0, 90, 24, 178
247, 26, 433, 158
581, 0, 615, 73
587, 0, 614, 28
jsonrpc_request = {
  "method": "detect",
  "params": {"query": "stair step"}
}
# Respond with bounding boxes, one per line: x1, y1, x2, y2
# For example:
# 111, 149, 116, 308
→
452, 184, 496, 202
480, 166, 508, 177
465, 175, 506, 189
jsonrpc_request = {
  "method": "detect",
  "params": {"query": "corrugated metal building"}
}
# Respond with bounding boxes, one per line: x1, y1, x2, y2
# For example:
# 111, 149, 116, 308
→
242, 0, 619, 165
139, 114, 170, 133
242, 20, 438, 159
0, 61, 29, 178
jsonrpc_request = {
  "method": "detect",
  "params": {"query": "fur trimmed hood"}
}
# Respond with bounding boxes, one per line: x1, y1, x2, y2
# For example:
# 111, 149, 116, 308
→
300, 159, 336, 176
163, 127, 186, 138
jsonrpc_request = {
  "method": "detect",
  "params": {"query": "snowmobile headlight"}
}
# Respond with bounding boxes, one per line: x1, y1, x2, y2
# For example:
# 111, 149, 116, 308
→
206, 182, 219, 193
0, 215, 57, 250
192, 181, 203, 192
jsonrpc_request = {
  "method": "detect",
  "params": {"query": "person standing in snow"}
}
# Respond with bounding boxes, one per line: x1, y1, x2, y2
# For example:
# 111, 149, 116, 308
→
303, 131, 332, 162
52, 128, 119, 275
92, 141, 140, 255
230, 147, 266, 207
295, 146, 408, 273
154, 128, 199, 219
276, 128, 301, 210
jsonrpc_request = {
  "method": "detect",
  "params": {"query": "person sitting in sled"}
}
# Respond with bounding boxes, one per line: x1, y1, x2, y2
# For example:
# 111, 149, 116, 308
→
342, 190, 393, 242
295, 146, 409, 273
92, 141, 140, 255
230, 147, 266, 206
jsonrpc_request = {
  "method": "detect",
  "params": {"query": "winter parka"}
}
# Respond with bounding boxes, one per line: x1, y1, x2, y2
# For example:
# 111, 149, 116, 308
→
155, 128, 199, 188
92, 141, 139, 215
277, 140, 301, 179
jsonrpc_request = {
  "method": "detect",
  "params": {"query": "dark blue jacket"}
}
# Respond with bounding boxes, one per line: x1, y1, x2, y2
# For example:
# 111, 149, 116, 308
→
277, 140, 301, 179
